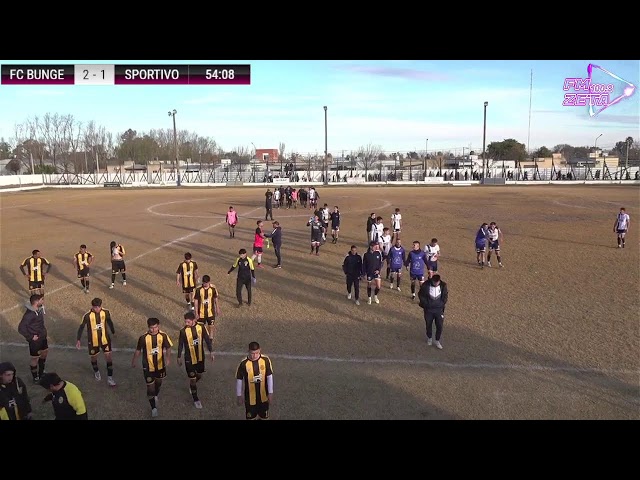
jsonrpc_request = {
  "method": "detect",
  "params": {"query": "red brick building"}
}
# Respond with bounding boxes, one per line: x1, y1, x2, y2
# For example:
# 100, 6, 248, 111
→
255, 148, 279, 165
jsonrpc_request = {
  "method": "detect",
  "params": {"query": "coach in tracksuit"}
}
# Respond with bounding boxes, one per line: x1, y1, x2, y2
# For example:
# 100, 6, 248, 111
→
342, 245, 363, 304
418, 274, 449, 349
264, 221, 283, 268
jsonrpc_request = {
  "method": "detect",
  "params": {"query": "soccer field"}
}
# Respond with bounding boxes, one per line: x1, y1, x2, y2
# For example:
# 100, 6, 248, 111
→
0, 184, 638, 420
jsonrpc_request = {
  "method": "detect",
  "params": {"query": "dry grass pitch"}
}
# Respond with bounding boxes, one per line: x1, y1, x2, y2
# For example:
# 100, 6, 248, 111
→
0, 184, 638, 420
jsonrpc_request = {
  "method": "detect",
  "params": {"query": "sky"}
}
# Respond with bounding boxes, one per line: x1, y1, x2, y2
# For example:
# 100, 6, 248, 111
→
0, 60, 638, 156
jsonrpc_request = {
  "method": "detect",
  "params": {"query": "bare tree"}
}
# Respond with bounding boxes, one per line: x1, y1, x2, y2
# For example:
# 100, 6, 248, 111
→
357, 142, 383, 173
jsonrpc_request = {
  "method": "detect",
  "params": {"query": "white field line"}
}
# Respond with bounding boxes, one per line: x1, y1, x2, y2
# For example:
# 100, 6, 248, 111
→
0, 341, 638, 376
0, 206, 261, 316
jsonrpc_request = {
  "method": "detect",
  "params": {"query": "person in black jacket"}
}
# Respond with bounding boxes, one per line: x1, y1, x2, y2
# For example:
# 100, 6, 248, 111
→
362, 241, 383, 305
0, 362, 32, 420
264, 221, 283, 268
417, 274, 449, 349
17, 293, 48, 383
264, 189, 274, 221
342, 245, 363, 305
228, 249, 256, 306
365, 213, 376, 246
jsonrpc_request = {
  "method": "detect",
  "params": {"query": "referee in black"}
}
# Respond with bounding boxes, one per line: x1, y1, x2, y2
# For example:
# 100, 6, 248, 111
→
228, 249, 256, 306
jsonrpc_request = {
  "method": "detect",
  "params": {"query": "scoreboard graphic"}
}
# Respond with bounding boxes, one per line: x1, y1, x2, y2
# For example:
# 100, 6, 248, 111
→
0, 64, 251, 85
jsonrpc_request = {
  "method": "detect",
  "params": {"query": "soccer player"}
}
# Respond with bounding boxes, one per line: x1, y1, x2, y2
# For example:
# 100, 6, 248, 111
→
228, 249, 256, 306
193, 275, 220, 342
0, 362, 33, 420
236, 341, 274, 420
320, 203, 330, 241
379, 227, 392, 277
330, 206, 341, 244
391, 208, 402, 243
76, 297, 116, 386
39, 372, 88, 420
226, 206, 238, 238
73, 244, 93, 294
424, 238, 441, 278
19, 249, 51, 297
176, 252, 199, 310
343, 245, 363, 305
17, 294, 47, 383
370, 216, 384, 245
252, 220, 266, 268
307, 214, 325, 255
405, 241, 428, 300
486, 223, 504, 267
388, 239, 406, 291
475, 223, 490, 268
366, 213, 376, 245
308, 187, 317, 209
613, 207, 630, 248
177, 311, 214, 409
131, 317, 173, 418
363, 241, 383, 304
109, 240, 126, 289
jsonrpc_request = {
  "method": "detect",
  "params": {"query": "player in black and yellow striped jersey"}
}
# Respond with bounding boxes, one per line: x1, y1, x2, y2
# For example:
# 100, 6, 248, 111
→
76, 298, 116, 387
177, 311, 214, 409
39, 372, 88, 420
235, 341, 274, 420
131, 317, 173, 418
193, 274, 220, 342
73, 244, 94, 294
19, 249, 51, 297
176, 252, 199, 310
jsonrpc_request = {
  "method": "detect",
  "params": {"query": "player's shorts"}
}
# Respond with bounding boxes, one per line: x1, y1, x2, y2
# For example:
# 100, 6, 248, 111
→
143, 369, 167, 384
393, 228, 401, 233
616, 229, 627, 235
229, 223, 237, 227
475, 242, 486, 253
331, 225, 340, 231
197, 315, 216, 327
410, 274, 425, 282
111, 260, 126, 272
245, 402, 269, 420
367, 273, 381, 281
489, 240, 500, 250
185, 361, 205, 378
89, 343, 111, 356
182, 286, 195, 294
253, 246, 263, 254
77, 267, 90, 278
427, 260, 438, 272
390, 267, 402, 273
311, 237, 322, 244
28, 337, 48, 357
28, 281, 44, 290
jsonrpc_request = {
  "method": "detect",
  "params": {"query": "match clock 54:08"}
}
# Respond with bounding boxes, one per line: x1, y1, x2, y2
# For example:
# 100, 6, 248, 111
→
205, 68, 235, 80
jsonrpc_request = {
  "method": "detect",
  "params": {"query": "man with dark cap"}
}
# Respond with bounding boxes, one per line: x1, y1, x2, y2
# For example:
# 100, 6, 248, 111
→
0, 362, 33, 420
39, 372, 88, 420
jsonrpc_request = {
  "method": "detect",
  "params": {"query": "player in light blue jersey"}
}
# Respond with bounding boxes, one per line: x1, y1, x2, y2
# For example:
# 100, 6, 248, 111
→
387, 239, 406, 291
405, 241, 428, 300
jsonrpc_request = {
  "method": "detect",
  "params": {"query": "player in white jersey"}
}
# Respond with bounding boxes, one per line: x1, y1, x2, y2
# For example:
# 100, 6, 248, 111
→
424, 238, 440, 278
613, 207, 630, 248
390, 208, 402, 243
308, 187, 317, 209
370, 216, 384, 244
379, 227, 392, 279
486, 222, 504, 267
273, 189, 281, 208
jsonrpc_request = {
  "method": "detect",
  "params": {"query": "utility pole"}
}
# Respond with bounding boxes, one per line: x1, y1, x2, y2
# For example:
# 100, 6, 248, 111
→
482, 102, 488, 179
323, 106, 328, 185
169, 109, 179, 186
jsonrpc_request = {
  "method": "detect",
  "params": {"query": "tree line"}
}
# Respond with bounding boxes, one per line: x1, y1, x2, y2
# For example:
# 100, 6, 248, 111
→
1, 113, 638, 174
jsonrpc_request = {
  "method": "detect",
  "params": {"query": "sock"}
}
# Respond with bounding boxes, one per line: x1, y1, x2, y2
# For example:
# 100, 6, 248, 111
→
91, 360, 99, 372
111, 273, 116, 284
617, 237, 621, 245
155, 383, 162, 397
81, 278, 86, 288
310, 247, 314, 253
190, 384, 199, 401
148, 396, 156, 409
196, 373, 202, 383
30, 365, 38, 379
374, 287, 380, 295
497, 255, 502, 263
367, 287, 372, 298
107, 361, 113, 376
315, 246, 319, 254
85, 280, 89, 289
487, 253, 492, 262
185, 296, 190, 304
622, 238, 625, 246
411, 284, 415, 294
386, 266, 390, 279
38, 358, 46, 376
122, 273, 127, 281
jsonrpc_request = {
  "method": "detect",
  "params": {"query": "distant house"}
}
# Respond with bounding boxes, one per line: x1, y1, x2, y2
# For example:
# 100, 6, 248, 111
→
255, 149, 279, 165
